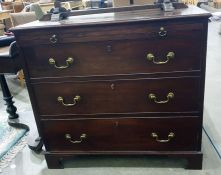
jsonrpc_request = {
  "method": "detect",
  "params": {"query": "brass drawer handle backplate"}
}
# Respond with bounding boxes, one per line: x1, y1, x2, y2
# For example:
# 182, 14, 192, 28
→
158, 27, 167, 37
147, 52, 175, 65
65, 133, 87, 144
148, 92, 174, 104
49, 57, 74, 69
151, 132, 175, 143
57, 95, 81, 107
50, 34, 58, 43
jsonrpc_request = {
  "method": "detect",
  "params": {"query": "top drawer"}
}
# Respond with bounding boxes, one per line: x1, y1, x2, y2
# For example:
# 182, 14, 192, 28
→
17, 21, 204, 46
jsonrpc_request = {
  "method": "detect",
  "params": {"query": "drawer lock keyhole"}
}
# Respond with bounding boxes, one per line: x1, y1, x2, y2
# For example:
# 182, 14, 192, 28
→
158, 27, 167, 37
106, 45, 112, 53
50, 34, 58, 43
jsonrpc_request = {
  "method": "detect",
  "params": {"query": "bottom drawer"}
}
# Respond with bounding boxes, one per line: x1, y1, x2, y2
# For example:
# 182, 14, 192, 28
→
41, 117, 201, 152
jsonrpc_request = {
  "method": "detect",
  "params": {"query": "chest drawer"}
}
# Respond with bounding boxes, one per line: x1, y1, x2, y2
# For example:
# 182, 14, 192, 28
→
25, 36, 202, 79
33, 77, 200, 116
16, 21, 203, 46
41, 117, 200, 152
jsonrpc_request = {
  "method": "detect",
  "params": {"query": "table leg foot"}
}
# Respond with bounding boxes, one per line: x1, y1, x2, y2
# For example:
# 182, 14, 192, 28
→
28, 137, 43, 153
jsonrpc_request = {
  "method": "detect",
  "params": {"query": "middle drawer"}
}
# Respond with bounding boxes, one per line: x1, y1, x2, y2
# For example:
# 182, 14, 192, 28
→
26, 37, 202, 79
33, 77, 200, 116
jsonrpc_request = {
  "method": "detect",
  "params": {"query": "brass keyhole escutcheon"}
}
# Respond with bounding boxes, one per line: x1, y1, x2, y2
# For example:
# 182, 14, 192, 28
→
158, 27, 167, 37
111, 83, 115, 90
50, 34, 58, 43
107, 45, 112, 53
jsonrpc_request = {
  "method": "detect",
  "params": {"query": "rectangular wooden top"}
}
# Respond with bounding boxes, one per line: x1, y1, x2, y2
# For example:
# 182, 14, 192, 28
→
11, 5, 210, 32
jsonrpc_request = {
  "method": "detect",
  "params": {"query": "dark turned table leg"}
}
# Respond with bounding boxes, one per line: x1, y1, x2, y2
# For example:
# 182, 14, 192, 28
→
0, 74, 43, 153
0, 74, 18, 119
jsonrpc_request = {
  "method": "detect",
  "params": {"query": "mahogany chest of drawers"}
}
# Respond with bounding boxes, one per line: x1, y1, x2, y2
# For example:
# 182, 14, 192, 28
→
11, 5, 210, 169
